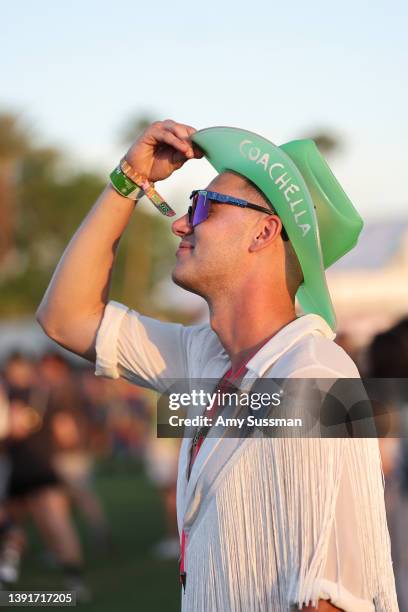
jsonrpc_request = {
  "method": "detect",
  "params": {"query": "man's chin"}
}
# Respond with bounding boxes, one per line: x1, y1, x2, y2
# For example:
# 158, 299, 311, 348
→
171, 268, 204, 298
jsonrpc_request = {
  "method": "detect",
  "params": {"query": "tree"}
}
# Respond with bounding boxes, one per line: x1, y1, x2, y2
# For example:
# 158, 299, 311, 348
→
303, 129, 341, 157
120, 115, 154, 146
0, 110, 183, 322
0, 113, 31, 266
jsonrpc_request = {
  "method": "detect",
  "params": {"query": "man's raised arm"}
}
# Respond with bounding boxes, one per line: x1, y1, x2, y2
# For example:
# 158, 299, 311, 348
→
36, 120, 199, 361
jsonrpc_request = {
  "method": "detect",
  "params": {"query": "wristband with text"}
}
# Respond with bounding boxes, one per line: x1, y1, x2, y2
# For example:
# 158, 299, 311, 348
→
120, 158, 176, 217
110, 165, 144, 201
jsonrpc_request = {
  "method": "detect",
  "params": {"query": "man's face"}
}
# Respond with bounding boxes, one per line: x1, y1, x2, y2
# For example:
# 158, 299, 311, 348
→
171, 172, 265, 299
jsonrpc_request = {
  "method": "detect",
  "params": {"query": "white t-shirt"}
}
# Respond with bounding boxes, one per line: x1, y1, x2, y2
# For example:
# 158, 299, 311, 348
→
95, 301, 398, 612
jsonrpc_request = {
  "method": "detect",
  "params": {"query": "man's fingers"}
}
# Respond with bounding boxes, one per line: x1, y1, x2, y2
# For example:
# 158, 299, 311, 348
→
177, 124, 204, 159
174, 124, 204, 158
192, 144, 204, 159
162, 119, 194, 139
161, 120, 197, 158
172, 149, 189, 167
151, 125, 194, 159
140, 120, 202, 171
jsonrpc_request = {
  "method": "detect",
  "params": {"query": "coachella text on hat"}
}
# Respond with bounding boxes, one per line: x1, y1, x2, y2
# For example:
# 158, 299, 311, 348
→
239, 139, 311, 237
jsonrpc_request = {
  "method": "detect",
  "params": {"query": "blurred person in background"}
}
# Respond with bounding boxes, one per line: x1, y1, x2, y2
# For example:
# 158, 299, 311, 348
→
145, 432, 180, 560
107, 378, 150, 461
367, 318, 408, 611
38, 353, 110, 553
80, 368, 176, 559
2, 352, 44, 413
334, 331, 361, 366
0, 381, 13, 588
79, 369, 112, 457
0, 352, 89, 599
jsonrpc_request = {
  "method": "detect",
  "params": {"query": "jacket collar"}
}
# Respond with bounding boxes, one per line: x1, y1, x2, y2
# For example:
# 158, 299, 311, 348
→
245, 314, 335, 378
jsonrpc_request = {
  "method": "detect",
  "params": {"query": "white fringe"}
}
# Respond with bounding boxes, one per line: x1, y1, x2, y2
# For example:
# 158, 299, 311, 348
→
181, 438, 398, 611
345, 438, 399, 611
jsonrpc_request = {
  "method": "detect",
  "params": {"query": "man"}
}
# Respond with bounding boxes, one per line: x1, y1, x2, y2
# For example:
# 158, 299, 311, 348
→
37, 120, 398, 611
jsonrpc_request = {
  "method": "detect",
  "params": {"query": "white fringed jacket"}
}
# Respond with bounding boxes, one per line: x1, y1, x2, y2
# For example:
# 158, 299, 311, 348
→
96, 301, 399, 612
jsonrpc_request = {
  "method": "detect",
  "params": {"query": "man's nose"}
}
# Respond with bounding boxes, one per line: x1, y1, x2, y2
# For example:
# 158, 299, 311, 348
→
172, 213, 193, 237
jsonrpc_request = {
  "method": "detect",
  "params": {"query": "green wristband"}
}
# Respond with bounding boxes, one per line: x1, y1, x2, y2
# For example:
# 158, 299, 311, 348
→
110, 165, 144, 200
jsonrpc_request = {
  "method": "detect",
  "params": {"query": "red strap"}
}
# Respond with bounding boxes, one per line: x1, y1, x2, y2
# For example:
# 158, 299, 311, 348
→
179, 334, 274, 589
180, 530, 187, 590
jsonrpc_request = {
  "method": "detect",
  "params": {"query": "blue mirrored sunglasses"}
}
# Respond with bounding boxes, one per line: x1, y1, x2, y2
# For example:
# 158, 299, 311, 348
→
188, 190, 289, 240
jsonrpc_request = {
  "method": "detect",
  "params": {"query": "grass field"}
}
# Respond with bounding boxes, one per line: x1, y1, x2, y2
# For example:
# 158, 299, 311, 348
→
16, 459, 181, 612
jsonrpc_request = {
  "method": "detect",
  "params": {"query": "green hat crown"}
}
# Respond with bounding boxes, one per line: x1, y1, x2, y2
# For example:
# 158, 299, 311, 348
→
191, 127, 364, 330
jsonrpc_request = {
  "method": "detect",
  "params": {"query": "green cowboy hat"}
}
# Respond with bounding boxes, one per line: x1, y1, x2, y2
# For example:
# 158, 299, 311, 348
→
191, 127, 363, 330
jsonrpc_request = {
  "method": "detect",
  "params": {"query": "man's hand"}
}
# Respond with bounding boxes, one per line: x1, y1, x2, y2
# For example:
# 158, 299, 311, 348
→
36, 118, 202, 361
124, 119, 203, 182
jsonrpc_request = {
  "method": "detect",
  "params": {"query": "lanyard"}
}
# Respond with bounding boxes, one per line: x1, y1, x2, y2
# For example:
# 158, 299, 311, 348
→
179, 334, 273, 591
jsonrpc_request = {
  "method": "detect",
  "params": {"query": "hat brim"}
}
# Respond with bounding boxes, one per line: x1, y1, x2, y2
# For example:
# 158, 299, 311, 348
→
191, 126, 337, 329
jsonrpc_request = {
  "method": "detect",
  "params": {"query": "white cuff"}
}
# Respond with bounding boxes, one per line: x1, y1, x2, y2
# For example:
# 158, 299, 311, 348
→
302, 578, 374, 612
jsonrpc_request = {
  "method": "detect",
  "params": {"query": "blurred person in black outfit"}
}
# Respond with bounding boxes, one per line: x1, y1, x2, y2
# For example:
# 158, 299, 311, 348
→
38, 353, 110, 552
0, 353, 89, 599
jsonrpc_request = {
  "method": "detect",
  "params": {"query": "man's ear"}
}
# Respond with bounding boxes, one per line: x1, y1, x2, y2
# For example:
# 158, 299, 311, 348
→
249, 216, 282, 252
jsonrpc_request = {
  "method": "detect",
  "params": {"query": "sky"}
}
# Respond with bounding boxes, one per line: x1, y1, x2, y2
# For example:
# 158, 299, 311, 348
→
1, 0, 407, 220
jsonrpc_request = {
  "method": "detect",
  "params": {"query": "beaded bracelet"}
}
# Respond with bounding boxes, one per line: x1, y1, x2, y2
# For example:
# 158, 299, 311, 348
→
120, 158, 176, 217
